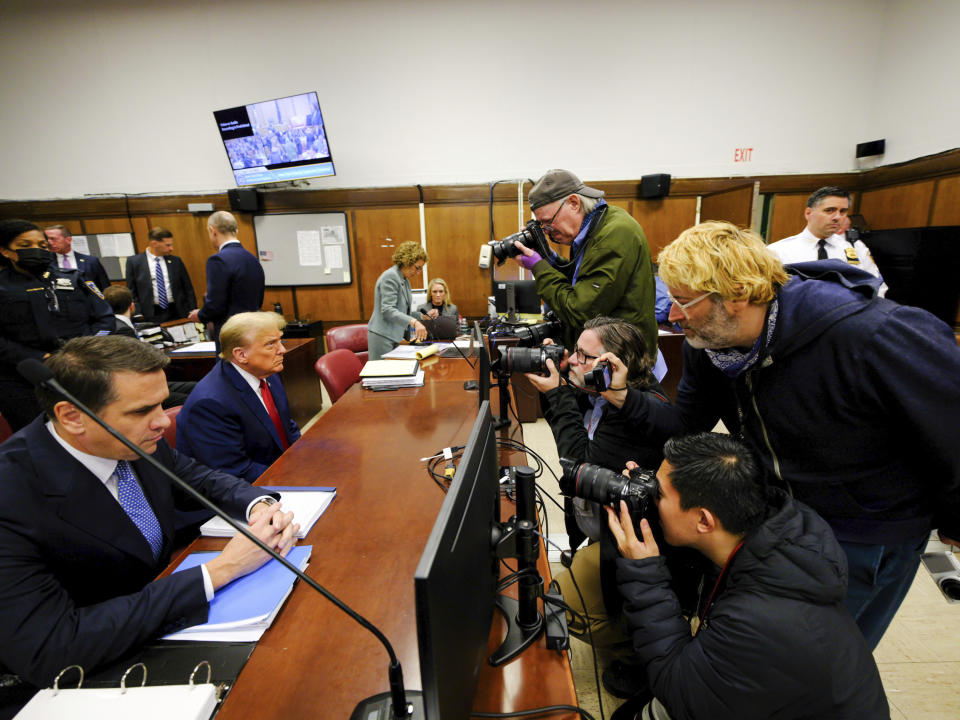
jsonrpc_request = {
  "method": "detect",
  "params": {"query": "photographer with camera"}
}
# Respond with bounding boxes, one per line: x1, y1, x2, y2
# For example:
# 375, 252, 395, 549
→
605, 433, 887, 720
600, 220, 960, 650
504, 169, 658, 356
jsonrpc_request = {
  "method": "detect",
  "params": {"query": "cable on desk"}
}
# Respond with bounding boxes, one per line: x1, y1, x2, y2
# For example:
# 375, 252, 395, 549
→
472, 704, 597, 720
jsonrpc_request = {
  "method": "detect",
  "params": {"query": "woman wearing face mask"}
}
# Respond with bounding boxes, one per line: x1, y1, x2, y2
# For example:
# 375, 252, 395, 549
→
0, 219, 114, 431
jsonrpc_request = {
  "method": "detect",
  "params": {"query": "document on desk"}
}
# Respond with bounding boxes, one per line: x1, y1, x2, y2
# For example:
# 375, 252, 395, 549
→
170, 340, 217, 354
162, 545, 312, 642
199, 487, 336, 539
361, 368, 425, 389
359, 358, 420, 377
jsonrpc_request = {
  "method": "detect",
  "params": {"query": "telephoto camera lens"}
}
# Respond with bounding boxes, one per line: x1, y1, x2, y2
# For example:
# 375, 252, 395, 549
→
558, 458, 659, 522
511, 320, 563, 346
499, 344, 565, 376
488, 221, 548, 266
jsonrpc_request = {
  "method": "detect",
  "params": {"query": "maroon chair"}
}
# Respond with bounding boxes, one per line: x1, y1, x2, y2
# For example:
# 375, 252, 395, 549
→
163, 405, 182, 447
325, 324, 369, 364
314, 349, 364, 404
0, 413, 12, 445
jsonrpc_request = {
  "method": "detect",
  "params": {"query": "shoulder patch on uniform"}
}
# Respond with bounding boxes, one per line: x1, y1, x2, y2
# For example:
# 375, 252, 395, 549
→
84, 280, 105, 299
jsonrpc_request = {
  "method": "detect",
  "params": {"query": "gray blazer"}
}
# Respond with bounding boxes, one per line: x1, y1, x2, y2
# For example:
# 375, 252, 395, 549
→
367, 265, 414, 360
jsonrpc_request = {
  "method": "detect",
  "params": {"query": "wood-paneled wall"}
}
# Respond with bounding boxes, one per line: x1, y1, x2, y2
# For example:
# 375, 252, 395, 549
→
4, 149, 959, 330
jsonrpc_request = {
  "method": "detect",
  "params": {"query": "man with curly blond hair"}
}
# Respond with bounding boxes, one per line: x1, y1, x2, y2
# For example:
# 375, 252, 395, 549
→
599, 220, 960, 649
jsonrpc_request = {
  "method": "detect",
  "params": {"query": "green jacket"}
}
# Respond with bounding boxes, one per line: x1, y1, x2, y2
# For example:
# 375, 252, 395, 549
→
532, 204, 657, 355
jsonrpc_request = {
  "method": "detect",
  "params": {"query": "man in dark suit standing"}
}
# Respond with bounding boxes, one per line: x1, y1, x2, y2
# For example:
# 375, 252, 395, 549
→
44, 224, 111, 291
188, 211, 265, 347
125, 226, 198, 322
0, 335, 298, 688
177, 311, 299, 482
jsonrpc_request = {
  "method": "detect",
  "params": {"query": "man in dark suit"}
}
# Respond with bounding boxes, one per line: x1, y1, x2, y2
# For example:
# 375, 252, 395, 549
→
0, 335, 298, 688
44, 224, 111, 291
103, 285, 139, 337
188, 211, 265, 348
125, 226, 198, 322
177, 311, 299, 482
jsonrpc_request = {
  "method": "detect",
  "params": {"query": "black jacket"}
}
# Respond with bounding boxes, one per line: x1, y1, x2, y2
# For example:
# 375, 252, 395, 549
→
616, 491, 889, 719
125, 252, 197, 320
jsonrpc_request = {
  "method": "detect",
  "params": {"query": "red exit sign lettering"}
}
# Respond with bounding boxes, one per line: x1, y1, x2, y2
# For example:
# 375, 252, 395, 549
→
734, 147, 754, 162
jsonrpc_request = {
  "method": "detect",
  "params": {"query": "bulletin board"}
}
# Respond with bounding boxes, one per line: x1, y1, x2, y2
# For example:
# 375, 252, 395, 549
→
252, 212, 352, 286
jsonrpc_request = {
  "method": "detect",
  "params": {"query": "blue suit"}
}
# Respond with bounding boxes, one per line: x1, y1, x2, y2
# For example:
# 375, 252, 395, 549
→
177, 360, 300, 482
0, 417, 269, 686
196, 242, 265, 345
73, 251, 111, 291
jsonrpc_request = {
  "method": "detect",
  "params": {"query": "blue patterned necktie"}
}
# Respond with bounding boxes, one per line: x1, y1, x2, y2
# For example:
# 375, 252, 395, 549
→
155, 257, 168, 309
115, 460, 164, 560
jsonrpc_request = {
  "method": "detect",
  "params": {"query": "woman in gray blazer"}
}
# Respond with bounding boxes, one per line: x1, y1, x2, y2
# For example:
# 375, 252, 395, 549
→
367, 241, 429, 360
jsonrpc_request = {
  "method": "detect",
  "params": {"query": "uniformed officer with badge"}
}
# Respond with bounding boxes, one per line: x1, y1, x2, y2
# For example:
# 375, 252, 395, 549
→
0, 219, 114, 430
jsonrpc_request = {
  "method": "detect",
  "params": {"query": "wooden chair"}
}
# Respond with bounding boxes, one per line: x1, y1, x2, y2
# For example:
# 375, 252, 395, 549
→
314, 349, 364, 404
163, 405, 183, 446
325, 324, 369, 364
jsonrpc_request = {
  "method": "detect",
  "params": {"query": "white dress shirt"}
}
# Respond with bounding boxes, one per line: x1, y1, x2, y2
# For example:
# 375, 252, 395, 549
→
767, 227, 888, 295
146, 248, 174, 304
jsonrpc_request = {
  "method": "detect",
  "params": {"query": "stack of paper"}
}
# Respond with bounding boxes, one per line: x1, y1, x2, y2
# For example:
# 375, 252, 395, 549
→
199, 487, 336, 539
163, 546, 312, 643
360, 359, 425, 389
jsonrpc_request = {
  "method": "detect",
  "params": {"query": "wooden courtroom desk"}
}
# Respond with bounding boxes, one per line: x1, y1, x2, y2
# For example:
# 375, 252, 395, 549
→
174, 355, 578, 719
166, 337, 323, 428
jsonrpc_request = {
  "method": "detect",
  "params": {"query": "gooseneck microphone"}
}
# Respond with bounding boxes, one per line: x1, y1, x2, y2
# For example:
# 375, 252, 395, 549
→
18, 358, 423, 720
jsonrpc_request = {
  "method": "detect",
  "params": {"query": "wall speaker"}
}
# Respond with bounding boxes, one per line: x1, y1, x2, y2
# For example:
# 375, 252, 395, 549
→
856, 139, 885, 158
640, 173, 671, 199
227, 188, 259, 212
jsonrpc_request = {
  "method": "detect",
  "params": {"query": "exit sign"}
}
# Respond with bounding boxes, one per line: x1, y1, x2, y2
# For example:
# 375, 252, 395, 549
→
734, 147, 754, 162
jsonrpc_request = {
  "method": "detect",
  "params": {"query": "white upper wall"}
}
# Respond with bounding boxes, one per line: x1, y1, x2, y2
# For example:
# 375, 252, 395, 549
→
0, 0, 956, 200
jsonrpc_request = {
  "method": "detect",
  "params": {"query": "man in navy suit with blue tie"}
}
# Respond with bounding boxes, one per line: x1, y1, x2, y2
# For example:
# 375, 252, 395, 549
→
177, 311, 300, 482
0, 336, 298, 689
188, 211, 264, 347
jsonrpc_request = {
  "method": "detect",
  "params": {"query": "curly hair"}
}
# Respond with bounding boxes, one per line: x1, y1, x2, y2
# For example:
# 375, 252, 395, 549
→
657, 221, 788, 304
392, 241, 428, 268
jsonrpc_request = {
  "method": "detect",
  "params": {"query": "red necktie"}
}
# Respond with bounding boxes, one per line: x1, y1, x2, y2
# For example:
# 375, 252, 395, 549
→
259, 379, 290, 450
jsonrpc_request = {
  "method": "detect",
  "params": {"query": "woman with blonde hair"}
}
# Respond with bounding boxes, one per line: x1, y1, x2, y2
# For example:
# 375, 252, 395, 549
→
416, 277, 458, 320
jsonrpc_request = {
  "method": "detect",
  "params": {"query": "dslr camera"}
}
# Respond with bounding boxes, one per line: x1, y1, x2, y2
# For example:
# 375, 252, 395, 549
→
580, 360, 611, 392
488, 220, 548, 266
509, 313, 563, 347
559, 458, 659, 523
498, 343, 565, 376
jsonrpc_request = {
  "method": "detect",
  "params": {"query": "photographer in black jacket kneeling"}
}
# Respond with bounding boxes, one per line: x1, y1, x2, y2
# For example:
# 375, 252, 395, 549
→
607, 433, 888, 720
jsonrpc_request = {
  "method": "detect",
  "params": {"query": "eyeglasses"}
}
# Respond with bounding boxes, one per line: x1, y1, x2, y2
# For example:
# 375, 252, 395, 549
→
574, 345, 600, 364
667, 291, 712, 319
537, 198, 568, 231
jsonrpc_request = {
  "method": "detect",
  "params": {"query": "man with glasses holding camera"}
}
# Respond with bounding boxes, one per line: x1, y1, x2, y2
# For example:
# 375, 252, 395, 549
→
508, 169, 658, 356
605, 432, 887, 720
600, 220, 960, 650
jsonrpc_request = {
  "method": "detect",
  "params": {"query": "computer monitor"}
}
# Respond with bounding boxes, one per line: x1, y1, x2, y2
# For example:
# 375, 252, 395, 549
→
414, 401, 499, 720
493, 280, 541, 315
475, 321, 490, 409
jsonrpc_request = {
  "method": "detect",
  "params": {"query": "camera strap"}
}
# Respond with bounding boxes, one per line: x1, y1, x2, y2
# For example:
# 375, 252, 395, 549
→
694, 539, 745, 635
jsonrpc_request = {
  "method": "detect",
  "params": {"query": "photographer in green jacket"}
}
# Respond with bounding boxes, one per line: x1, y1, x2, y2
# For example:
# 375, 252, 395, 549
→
510, 169, 658, 355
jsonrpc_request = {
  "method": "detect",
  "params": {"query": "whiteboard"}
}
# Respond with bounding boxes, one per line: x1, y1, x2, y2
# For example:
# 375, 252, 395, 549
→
253, 212, 352, 286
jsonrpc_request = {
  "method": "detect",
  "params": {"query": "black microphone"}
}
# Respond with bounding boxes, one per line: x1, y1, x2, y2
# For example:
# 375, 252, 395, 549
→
18, 358, 424, 720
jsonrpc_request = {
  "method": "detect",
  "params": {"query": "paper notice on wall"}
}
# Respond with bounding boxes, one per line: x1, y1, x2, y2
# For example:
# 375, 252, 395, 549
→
98, 233, 135, 257
71, 235, 90, 254
297, 230, 323, 266
321, 225, 345, 244
323, 245, 343, 269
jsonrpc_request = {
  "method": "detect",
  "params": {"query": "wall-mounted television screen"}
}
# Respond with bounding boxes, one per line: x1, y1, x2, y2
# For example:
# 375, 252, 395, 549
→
213, 91, 335, 187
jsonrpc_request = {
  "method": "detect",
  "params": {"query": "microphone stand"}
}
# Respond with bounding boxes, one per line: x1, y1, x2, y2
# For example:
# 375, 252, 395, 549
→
19, 359, 423, 720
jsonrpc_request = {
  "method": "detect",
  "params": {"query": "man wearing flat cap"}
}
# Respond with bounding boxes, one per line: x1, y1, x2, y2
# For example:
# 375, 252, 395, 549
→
510, 169, 658, 354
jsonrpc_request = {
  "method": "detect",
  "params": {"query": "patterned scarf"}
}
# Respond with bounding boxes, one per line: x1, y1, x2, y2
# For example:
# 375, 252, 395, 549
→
705, 298, 779, 377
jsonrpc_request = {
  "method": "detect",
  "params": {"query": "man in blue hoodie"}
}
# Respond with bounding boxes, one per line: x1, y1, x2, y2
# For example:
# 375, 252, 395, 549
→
599, 220, 960, 649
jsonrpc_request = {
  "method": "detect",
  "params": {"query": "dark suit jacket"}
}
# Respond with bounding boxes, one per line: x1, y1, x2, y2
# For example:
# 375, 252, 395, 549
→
177, 360, 300, 482
197, 242, 265, 342
0, 418, 270, 686
125, 252, 198, 320
73, 251, 110, 291
112, 316, 138, 337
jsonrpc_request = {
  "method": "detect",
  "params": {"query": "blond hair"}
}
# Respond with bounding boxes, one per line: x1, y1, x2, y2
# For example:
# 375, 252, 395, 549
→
392, 241, 428, 268
427, 277, 451, 306
657, 221, 787, 304
219, 311, 286, 359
